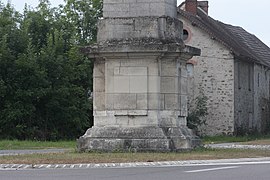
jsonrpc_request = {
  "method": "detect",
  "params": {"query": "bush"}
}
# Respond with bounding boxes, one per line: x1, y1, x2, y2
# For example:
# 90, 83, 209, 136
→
187, 93, 208, 132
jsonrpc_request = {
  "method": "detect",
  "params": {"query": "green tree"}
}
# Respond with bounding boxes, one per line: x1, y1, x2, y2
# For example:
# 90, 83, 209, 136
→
0, 0, 99, 140
0, 2, 26, 139
64, 0, 102, 45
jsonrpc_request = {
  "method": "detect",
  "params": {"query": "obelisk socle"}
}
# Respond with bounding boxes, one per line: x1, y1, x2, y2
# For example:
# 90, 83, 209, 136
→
78, 0, 201, 152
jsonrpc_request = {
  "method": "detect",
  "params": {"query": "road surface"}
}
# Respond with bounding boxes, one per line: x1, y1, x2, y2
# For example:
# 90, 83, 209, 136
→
1, 161, 270, 180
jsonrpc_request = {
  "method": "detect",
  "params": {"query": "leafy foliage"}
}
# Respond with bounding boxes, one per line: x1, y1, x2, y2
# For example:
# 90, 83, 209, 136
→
0, 0, 102, 140
187, 92, 208, 131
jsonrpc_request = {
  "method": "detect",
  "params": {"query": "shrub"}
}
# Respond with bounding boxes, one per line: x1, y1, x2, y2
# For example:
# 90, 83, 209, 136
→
187, 92, 208, 132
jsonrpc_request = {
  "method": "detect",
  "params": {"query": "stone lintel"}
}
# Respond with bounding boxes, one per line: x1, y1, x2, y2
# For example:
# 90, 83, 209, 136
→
183, 45, 201, 56
97, 16, 183, 43
82, 43, 200, 62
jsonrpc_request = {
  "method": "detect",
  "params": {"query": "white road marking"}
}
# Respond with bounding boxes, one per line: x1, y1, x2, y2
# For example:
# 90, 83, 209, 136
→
184, 161, 270, 167
0, 168, 17, 171
185, 166, 240, 173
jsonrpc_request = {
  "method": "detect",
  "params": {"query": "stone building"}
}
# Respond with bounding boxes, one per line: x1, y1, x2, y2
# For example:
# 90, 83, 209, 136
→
77, 0, 201, 152
179, 0, 270, 135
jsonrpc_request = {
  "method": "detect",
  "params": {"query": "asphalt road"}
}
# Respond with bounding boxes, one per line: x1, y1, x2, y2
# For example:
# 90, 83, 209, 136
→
1, 162, 270, 180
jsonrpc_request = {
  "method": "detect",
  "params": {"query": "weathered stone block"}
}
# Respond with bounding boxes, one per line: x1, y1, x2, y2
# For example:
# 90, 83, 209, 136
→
105, 69, 114, 93
113, 94, 137, 110
127, 117, 150, 127
94, 115, 117, 127
97, 16, 183, 43
127, 110, 147, 116
178, 116, 187, 126
148, 93, 165, 110
148, 62, 159, 76
103, 0, 177, 18
93, 92, 105, 111
93, 61, 105, 78
130, 76, 148, 93
128, 67, 148, 76
180, 76, 188, 94
136, 93, 148, 110
179, 95, 188, 117
165, 94, 179, 110
77, 126, 200, 152
105, 93, 114, 110
161, 67, 177, 76
148, 76, 160, 93
106, 60, 121, 68
161, 77, 176, 93
113, 76, 130, 93
94, 77, 105, 93
115, 116, 129, 126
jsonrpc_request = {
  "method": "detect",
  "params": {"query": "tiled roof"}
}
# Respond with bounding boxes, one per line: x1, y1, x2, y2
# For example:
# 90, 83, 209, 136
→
178, 7, 270, 67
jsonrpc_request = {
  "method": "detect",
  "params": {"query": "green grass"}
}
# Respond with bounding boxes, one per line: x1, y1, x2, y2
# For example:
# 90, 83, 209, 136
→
0, 140, 76, 150
1, 137, 270, 164
203, 135, 270, 144
1, 135, 270, 150
1, 148, 270, 164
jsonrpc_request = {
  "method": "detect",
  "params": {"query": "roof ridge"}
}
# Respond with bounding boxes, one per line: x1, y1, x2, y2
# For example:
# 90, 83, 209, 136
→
178, 7, 270, 67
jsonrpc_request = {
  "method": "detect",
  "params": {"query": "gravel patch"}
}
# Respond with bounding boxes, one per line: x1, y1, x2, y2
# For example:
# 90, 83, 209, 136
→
205, 143, 270, 150
0, 149, 69, 156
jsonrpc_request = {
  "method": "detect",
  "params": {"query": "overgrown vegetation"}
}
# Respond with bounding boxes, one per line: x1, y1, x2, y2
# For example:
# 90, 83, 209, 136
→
187, 92, 208, 131
0, 0, 102, 140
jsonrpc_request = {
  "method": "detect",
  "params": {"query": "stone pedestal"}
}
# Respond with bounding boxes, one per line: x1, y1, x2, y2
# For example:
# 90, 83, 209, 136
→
78, 0, 201, 152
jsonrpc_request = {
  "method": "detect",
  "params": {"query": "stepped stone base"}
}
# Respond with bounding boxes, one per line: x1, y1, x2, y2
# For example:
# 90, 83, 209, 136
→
77, 126, 201, 152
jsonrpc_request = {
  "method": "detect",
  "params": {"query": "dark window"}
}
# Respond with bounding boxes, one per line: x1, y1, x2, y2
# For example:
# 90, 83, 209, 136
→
183, 29, 189, 41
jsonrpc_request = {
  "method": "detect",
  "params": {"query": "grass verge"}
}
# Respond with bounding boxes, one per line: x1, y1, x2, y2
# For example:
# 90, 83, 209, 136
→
1, 135, 270, 151
0, 140, 76, 150
0, 148, 270, 164
203, 135, 270, 144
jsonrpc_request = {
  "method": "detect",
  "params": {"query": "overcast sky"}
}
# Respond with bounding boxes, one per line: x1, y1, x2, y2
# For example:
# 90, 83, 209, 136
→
5, 0, 270, 47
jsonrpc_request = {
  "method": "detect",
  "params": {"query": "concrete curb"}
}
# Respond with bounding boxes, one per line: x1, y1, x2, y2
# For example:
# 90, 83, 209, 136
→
1, 157, 270, 170
1, 144, 270, 170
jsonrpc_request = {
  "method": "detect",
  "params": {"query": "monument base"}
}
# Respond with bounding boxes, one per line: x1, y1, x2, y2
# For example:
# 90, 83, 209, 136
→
77, 126, 201, 152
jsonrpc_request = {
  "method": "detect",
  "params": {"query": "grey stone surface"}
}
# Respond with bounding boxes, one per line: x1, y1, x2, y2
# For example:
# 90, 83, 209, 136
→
97, 17, 183, 44
181, 8, 270, 136
77, 126, 200, 152
79, 0, 201, 152
103, 0, 177, 18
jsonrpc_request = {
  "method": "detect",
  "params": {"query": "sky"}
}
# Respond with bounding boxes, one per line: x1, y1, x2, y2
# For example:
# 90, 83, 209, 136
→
4, 0, 270, 47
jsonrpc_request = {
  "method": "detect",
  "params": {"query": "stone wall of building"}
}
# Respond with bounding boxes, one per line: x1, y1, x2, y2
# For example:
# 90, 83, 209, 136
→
179, 17, 235, 135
